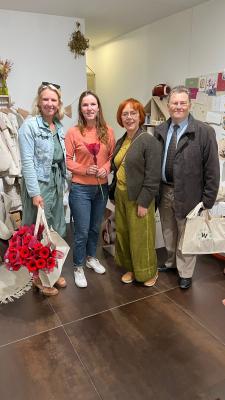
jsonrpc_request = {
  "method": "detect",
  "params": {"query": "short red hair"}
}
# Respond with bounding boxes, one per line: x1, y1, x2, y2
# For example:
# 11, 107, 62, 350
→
117, 98, 145, 127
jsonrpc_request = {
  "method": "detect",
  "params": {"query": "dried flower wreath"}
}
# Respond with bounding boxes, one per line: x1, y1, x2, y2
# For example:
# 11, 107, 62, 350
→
68, 21, 89, 58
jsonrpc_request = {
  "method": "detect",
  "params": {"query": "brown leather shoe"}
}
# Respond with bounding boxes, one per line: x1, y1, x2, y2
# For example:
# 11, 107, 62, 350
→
144, 272, 158, 287
33, 278, 59, 296
121, 271, 134, 284
42, 286, 59, 296
54, 276, 67, 288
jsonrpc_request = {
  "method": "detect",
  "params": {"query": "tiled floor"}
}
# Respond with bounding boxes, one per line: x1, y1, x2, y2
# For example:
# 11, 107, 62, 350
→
0, 234, 225, 399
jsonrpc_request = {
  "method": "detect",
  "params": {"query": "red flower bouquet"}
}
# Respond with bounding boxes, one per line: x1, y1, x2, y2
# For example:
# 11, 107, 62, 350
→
4, 224, 64, 276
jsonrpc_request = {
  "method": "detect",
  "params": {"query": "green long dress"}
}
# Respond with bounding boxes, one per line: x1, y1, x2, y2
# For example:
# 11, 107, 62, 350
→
114, 136, 157, 282
22, 128, 66, 238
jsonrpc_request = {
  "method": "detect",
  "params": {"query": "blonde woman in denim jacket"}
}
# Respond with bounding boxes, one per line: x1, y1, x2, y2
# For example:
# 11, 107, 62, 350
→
19, 82, 67, 296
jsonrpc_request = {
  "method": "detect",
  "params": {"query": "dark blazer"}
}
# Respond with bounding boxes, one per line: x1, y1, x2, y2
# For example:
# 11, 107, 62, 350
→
155, 115, 220, 219
111, 128, 161, 208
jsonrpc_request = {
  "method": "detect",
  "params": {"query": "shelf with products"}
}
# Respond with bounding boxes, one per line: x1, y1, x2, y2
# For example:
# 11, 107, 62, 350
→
144, 96, 169, 128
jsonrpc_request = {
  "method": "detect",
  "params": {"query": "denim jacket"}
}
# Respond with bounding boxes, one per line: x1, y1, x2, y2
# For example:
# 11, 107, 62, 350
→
19, 115, 66, 197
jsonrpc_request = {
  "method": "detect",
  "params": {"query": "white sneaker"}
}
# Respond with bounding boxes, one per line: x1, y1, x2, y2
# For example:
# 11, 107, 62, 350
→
74, 267, 87, 288
86, 257, 106, 274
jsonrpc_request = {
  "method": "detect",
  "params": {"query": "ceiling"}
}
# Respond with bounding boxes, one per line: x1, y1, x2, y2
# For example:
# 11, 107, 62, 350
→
0, 0, 209, 48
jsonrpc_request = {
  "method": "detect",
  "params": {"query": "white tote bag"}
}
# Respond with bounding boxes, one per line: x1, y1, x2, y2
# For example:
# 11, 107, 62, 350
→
34, 206, 70, 287
181, 202, 225, 254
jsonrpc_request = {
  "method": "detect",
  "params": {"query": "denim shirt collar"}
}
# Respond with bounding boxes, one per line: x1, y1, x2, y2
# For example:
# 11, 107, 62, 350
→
36, 115, 62, 131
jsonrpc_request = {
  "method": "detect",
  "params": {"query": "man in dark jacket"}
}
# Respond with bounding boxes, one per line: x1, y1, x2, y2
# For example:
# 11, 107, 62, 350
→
155, 85, 220, 289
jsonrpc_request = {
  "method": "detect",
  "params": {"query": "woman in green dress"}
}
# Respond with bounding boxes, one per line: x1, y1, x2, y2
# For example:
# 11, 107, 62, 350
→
111, 98, 161, 286
19, 82, 67, 296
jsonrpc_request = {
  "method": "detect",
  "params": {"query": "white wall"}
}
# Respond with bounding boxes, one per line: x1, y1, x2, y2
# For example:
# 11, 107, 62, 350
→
0, 9, 87, 131
87, 0, 225, 137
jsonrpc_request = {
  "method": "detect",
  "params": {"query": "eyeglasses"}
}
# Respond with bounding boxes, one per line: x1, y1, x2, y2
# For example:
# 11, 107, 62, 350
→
169, 101, 189, 107
121, 111, 138, 118
41, 81, 61, 90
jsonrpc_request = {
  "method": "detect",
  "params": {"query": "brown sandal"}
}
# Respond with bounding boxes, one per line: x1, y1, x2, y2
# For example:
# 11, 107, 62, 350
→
33, 278, 59, 296
121, 272, 134, 284
54, 276, 67, 289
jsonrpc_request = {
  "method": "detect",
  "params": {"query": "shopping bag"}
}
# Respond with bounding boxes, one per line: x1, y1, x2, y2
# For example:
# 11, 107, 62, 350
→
180, 202, 225, 254
34, 206, 70, 287
0, 192, 14, 240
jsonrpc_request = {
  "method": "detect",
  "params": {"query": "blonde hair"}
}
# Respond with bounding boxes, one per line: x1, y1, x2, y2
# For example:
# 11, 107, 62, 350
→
77, 90, 108, 144
32, 83, 64, 120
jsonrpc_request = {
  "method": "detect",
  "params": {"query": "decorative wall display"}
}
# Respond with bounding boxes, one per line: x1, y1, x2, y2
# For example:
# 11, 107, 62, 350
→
205, 73, 217, 96
217, 72, 225, 91
185, 77, 199, 88
198, 76, 207, 91
189, 88, 198, 99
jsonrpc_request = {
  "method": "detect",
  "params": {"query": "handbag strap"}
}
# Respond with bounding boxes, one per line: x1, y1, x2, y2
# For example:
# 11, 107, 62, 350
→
117, 131, 146, 170
186, 202, 211, 223
34, 205, 52, 242
186, 202, 204, 219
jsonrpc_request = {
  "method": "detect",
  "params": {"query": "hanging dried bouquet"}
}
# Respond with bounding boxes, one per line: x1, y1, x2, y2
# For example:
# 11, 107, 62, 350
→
68, 22, 89, 58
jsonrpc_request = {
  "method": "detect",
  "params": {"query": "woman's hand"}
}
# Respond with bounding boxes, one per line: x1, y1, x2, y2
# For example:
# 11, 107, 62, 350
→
32, 195, 44, 208
96, 167, 107, 179
86, 164, 98, 175
137, 205, 148, 217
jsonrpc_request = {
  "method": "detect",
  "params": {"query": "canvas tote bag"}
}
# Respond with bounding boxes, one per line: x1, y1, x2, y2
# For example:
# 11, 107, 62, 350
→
181, 202, 225, 254
34, 206, 70, 287
0, 192, 14, 240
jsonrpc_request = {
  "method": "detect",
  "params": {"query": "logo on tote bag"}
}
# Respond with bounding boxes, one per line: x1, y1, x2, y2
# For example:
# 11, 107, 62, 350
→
197, 230, 212, 240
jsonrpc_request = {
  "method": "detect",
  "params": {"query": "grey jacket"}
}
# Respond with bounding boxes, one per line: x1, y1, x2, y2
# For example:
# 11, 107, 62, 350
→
111, 128, 161, 208
155, 115, 220, 219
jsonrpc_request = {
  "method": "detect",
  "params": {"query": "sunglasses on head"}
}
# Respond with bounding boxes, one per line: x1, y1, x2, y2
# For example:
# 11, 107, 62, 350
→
41, 81, 61, 89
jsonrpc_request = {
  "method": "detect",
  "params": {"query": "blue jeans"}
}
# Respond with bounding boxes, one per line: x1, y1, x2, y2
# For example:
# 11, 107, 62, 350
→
69, 183, 108, 266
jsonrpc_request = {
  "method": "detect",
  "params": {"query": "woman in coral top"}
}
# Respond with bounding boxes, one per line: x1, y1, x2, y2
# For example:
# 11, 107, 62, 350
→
65, 90, 115, 288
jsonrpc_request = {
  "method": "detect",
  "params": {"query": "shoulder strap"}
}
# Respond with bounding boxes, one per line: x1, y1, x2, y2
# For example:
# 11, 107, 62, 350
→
123, 131, 145, 162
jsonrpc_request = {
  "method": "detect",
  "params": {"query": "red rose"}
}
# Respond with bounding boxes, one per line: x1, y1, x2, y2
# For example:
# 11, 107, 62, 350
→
22, 234, 32, 246
8, 251, 19, 264
10, 236, 22, 247
36, 258, 46, 269
47, 257, 57, 270
27, 236, 39, 248
84, 142, 100, 164
39, 246, 50, 259
10, 233, 19, 242
19, 246, 30, 259
12, 264, 21, 271
33, 243, 43, 255
27, 260, 37, 272
17, 226, 29, 236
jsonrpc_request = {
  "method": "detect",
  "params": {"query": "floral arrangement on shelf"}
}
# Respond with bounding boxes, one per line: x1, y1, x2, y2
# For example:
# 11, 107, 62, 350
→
68, 21, 89, 58
4, 225, 64, 276
0, 59, 13, 95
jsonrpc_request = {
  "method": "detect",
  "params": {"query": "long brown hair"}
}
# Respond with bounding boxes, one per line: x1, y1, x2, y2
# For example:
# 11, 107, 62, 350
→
77, 90, 108, 144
